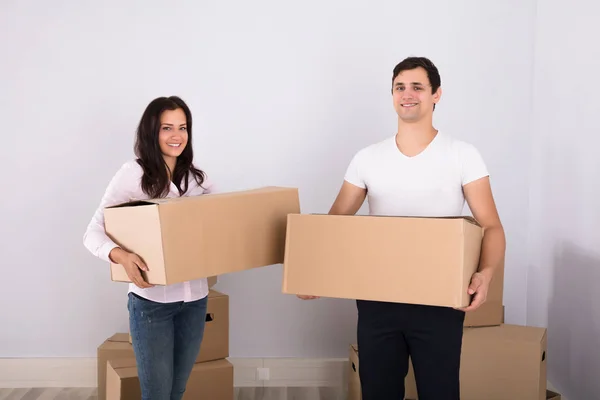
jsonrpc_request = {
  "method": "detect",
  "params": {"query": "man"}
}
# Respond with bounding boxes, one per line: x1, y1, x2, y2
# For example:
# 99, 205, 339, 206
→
298, 57, 505, 399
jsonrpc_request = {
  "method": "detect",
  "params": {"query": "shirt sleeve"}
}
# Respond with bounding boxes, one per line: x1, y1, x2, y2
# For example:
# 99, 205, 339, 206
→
83, 162, 139, 263
344, 150, 366, 189
460, 142, 489, 186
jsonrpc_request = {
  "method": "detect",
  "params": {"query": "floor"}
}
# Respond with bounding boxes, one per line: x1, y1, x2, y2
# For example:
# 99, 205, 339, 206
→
0, 387, 347, 400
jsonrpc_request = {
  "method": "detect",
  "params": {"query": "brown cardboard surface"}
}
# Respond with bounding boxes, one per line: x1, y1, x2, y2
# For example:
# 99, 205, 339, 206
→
106, 357, 233, 400
351, 324, 547, 400
457, 324, 547, 400
348, 345, 361, 400
283, 214, 483, 308
463, 260, 504, 327
463, 300, 503, 327
98, 334, 132, 400
406, 324, 547, 399
198, 290, 229, 362
98, 290, 228, 400
208, 275, 218, 288
105, 186, 300, 285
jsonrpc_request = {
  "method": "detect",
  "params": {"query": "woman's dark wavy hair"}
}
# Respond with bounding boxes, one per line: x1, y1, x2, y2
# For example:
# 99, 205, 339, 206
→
134, 96, 205, 199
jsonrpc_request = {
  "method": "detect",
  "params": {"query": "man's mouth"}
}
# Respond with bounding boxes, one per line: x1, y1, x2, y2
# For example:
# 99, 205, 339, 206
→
401, 103, 418, 108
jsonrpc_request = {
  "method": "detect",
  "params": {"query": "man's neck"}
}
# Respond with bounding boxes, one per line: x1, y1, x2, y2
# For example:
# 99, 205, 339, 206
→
395, 118, 437, 157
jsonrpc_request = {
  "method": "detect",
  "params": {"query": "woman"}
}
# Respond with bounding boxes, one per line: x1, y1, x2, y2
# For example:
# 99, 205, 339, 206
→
83, 96, 215, 399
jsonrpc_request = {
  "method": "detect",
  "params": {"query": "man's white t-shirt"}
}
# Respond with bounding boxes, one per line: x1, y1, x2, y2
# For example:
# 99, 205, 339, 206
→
344, 132, 489, 217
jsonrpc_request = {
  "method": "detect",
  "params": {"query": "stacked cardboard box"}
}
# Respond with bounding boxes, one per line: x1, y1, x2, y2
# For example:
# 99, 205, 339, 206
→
98, 288, 232, 400
96, 186, 301, 399
347, 323, 555, 400
281, 214, 558, 400
107, 357, 233, 399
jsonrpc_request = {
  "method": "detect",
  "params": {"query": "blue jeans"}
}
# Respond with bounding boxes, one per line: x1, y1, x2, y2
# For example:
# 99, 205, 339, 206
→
128, 292, 208, 400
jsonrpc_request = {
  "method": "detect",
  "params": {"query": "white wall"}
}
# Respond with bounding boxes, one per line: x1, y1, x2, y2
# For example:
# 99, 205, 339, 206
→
527, 1, 600, 398
0, 0, 535, 358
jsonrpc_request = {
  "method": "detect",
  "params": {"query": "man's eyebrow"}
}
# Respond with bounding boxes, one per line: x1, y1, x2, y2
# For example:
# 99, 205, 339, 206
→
394, 82, 424, 86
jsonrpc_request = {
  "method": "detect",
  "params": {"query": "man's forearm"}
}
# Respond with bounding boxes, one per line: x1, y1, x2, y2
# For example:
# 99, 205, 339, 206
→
477, 225, 506, 280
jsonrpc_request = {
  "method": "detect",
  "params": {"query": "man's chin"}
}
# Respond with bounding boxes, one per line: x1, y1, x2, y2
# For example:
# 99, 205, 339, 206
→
397, 115, 422, 123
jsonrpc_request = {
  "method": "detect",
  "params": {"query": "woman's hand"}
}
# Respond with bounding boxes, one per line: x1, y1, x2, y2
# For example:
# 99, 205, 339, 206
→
109, 248, 154, 289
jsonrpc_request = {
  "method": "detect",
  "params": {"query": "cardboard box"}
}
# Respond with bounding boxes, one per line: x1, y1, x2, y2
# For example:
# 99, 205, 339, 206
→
351, 324, 547, 400
404, 324, 547, 399
456, 324, 547, 400
98, 290, 229, 400
197, 290, 229, 362
106, 357, 233, 400
283, 214, 483, 309
348, 344, 361, 400
105, 186, 300, 285
98, 334, 134, 400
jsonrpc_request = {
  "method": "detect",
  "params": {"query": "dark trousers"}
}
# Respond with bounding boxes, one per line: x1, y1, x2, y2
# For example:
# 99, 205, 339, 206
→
357, 300, 465, 400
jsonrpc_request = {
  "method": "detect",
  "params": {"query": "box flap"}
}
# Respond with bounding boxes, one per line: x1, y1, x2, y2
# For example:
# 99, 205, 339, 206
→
208, 289, 226, 298
107, 333, 130, 343
108, 358, 139, 379
307, 213, 480, 226
465, 324, 547, 344
109, 357, 137, 370
193, 359, 233, 372
99, 333, 132, 351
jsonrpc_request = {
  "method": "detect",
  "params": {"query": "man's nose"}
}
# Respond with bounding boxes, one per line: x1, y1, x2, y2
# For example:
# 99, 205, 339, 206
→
402, 91, 415, 100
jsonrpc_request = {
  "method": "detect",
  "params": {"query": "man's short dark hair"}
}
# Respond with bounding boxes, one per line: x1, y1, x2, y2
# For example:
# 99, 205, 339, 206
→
392, 57, 441, 94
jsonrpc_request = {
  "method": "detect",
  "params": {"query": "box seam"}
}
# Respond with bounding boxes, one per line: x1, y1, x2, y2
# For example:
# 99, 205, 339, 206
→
459, 220, 467, 307
157, 205, 168, 284
281, 214, 294, 293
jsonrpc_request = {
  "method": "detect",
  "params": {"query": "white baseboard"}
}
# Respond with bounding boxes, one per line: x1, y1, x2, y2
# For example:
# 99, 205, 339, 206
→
0, 358, 97, 388
0, 357, 349, 389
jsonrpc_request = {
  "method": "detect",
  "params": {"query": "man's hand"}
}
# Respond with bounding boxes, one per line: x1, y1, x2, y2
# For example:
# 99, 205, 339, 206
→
297, 295, 320, 300
458, 271, 491, 312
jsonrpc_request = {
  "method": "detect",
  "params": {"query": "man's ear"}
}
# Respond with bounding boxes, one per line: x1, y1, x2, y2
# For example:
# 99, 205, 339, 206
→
433, 87, 442, 104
